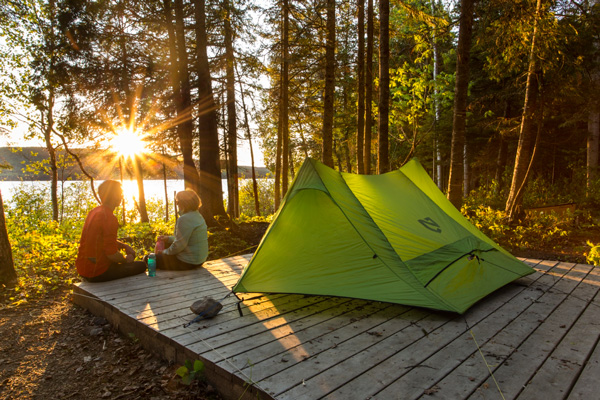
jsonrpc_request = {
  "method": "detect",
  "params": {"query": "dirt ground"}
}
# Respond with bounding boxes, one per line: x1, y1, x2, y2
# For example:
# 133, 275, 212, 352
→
0, 221, 598, 400
0, 291, 221, 400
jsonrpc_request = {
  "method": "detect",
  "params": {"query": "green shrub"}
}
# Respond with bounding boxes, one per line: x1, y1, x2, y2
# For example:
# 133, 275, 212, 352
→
176, 360, 205, 385
238, 178, 276, 217
461, 202, 569, 253
587, 242, 600, 266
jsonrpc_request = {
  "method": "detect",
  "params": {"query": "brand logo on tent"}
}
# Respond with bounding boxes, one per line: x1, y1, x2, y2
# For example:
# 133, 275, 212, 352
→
418, 217, 441, 233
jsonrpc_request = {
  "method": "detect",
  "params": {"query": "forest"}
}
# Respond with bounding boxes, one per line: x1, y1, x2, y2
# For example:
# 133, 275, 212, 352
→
0, 0, 599, 293
1, 1, 600, 397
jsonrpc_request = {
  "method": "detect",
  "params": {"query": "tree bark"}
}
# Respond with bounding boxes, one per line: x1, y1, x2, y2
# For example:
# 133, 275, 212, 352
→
52, 129, 100, 203
172, 0, 201, 197
432, 0, 443, 189
588, 107, 599, 193
356, 0, 365, 174
364, 0, 374, 174
495, 133, 508, 193
164, 0, 199, 199
281, 0, 290, 195
42, 1, 59, 222
133, 154, 149, 223
447, 0, 475, 208
192, 0, 227, 221
322, 0, 335, 168
162, 156, 169, 222
224, 0, 239, 217
275, 79, 282, 209
505, 0, 542, 219
236, 65, 260, 216
377, 0, 390, 174
42, 95, 59, 222
0, 190, 17, 286
119, 156, 126, 224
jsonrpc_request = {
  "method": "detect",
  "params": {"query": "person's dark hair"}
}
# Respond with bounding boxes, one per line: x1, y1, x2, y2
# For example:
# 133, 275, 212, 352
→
176, 189, 201, 213
98, 180, 123, 204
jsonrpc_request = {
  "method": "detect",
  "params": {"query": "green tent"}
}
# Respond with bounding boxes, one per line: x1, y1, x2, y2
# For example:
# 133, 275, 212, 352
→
233, 158, 534, 314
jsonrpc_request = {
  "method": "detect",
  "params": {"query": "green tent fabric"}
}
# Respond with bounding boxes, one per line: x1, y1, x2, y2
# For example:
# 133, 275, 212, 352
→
232, 158, 534, 314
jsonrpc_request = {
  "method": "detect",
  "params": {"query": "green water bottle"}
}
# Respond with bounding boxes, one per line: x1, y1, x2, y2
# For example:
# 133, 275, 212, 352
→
148, 253, 157, 277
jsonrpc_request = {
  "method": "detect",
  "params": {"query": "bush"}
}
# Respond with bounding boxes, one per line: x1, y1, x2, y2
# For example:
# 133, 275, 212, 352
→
587, 242, 600, 266
238, 178, 276, 217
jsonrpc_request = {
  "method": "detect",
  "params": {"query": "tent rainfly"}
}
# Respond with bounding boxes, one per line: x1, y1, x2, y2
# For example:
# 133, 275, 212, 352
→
233, 158, 534, 314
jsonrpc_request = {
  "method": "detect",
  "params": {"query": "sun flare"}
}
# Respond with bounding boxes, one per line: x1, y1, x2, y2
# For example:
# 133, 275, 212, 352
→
110, 129, 148, 159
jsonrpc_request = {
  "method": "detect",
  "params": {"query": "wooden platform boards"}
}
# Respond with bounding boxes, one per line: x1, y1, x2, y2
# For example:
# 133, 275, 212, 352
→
72, 256, 600, 400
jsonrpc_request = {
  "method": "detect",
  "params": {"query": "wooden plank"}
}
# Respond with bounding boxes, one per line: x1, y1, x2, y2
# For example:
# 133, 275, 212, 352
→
175, 295, 331, 347
470, 263, 595, 400
319, 261, 554, 400
74, 255, 249, 297
568, 331, 600, 399
366, 260, 569, 400
518, 291, 600, 399
548, 268, 600, 400
262, 308, 444, 398
143, 294, 292, 333
416, 262, 583, 400
194, 297, 356, 357
229, 304, 417, 396
213, 299, 394, 371
106, 275, 238, 317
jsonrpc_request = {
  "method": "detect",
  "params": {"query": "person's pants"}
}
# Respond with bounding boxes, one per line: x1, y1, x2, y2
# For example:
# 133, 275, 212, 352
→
153, 252, 202, 271
83, 261, 147, 282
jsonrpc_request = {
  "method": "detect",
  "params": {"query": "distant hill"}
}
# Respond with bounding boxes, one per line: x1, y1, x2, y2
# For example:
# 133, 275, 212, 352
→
0, 147, 271, 181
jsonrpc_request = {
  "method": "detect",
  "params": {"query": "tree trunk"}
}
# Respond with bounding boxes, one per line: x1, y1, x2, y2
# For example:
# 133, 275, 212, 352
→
432, 0, 443, 189
588, 108, 599, 193
0, 190, 17, 286
119, 156, 126, 224
447, 0, 475, 208
236, 66, 261, 216
505, 0, 542, 219
52, 130, 100, 204
321, 0, 335, 168
42, 95, 59, 222
282, 0, 290, 195
192, 0, 227, 221
274, 88, 282, 209
495, 134, 508, 194
494, 102, 511, 191
509, 89, 545, 221
463, 141, 469, 197
224, 0, 239, 217
377, 0, 390, 174
162, 156, 169, 222
164, 0, 199, 198
356, 0, 365, 174
133, 154, 149, 223
364, 0, 374, 174
173, 0, 201, 197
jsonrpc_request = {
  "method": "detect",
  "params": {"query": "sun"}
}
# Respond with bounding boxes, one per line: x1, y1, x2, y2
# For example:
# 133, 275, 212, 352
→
110, 128, 148, 159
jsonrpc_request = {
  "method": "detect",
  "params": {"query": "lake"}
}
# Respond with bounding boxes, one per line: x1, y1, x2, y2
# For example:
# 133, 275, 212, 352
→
0, 179, 231, 205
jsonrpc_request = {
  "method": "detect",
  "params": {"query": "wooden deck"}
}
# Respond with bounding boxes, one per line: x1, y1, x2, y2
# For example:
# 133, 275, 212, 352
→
72, 256, 600, 400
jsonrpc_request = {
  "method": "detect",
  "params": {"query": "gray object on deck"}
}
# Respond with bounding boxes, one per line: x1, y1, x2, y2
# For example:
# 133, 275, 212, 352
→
190, 296, 223, 318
